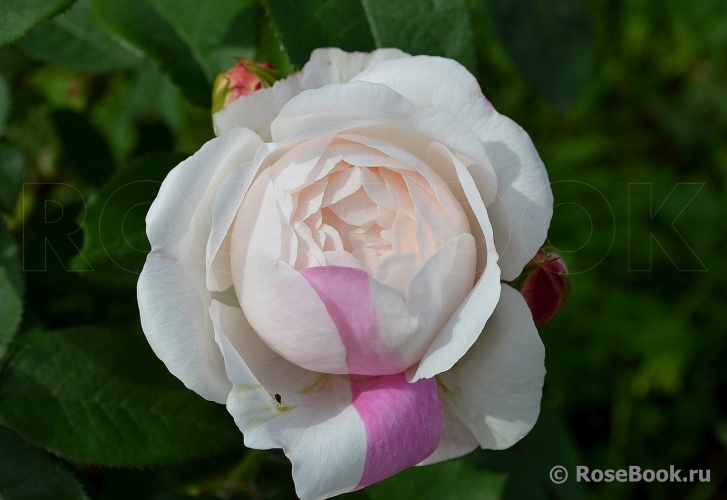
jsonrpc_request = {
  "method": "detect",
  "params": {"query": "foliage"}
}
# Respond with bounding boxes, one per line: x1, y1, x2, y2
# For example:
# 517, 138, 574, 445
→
0, 0, 726, 498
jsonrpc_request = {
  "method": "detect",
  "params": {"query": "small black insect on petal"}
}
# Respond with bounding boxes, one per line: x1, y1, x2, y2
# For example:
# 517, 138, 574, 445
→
274, 393, 282, 404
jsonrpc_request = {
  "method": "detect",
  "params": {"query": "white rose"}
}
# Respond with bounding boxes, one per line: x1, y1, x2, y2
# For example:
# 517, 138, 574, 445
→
138, 48, 552, 500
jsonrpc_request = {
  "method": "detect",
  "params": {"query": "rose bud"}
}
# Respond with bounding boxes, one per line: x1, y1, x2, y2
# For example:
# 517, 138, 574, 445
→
519, 249, 569, 328
212, 58, 280, 113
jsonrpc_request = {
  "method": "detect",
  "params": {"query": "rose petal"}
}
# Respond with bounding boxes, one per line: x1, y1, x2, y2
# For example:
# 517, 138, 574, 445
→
299, 47, 411, 89
482, 119, 553, 280
211, 301, 365, 499
321, 166, 362, 206
206, 141, 270, 292
403, 175, 460, 245
213, 75, 304, 140
327, 187, 378, 227
300, 266, 406, 375
434, 284, 546, 452
270, 81, 496, 198
360, 167, 397, 210
404, 233, 476, 348
299, 232, 475, 376
212, 48, 410, 140
351, 55, 553, 280
208, 134, 339, 291
350, 56, 493, 137
230, 170, 348, 373
211, 301, 443, 499
323, 250, 365, 269
378, 167, 416, 219
272, 134, 338, 222
138, 128, 262, 403
296, 178, 328, 221
373, 252, 421, 294
350, 374, 442, 489
419, 389, 479, 465
408, 145, 501, 382
139, 258, 231, 402
339, 134, 471, 234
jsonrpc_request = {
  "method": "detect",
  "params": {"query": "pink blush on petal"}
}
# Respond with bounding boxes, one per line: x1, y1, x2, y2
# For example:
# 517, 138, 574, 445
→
351, 373, 443, 489
300, 265, 405, 375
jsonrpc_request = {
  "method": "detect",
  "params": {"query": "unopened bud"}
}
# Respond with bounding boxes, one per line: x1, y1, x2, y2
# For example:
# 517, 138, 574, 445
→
212, 59, 280, 114
519, 249, 569, 328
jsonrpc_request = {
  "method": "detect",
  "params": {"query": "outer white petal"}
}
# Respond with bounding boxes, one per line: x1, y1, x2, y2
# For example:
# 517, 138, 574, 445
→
352, 56, 553, 280
212, 48, 409, 140
477, 115, 553, 280
299, 47, 411, 89
210, 301, 366, 500
213, 75, 304, 140
351, 56, 490, 135
270, 81, 497, 199
419, 389, 479, 465
138, 128, 262, 403
435, 284, 546, 451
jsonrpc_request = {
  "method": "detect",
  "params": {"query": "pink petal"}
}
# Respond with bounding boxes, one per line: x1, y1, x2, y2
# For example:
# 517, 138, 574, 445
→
300, 266, 405, 375
351, 373, 442, 489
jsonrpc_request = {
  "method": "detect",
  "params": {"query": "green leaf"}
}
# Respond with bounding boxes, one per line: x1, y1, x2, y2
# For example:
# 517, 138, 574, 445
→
0, 0, 76, 46
0, 218, 25, 302
266, 0, 475, 71
91, 0, 210, 107
0, 427, 88, 500
255, 6, 294, 76
0, 144, 26, 213
0, 220, 23, 360
18, 0, 142, 73
266, 0, 376, 67
0, 75, 8, 137
361, 459, 505, 500
0, 268, 21, 360
0, 327, 241, 466
71, 152, 184, 286
90, 68, 213, 164
146, 0, 257, 78
360, 0, 476, 71
483, 0, 594, 112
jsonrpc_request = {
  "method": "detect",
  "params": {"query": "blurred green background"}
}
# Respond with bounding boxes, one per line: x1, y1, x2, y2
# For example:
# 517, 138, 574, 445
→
0, 0, 726, 499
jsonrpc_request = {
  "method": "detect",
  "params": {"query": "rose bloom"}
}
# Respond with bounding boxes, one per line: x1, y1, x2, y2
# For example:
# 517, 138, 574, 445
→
138, 48, 552, 499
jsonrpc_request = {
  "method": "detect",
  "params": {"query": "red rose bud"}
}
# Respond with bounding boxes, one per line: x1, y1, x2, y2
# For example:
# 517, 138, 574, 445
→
520, 250, 569, 328
212, 59, 280, 114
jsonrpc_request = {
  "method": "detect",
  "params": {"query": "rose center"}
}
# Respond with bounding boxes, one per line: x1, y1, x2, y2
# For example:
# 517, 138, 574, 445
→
260, 137, 470, 293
